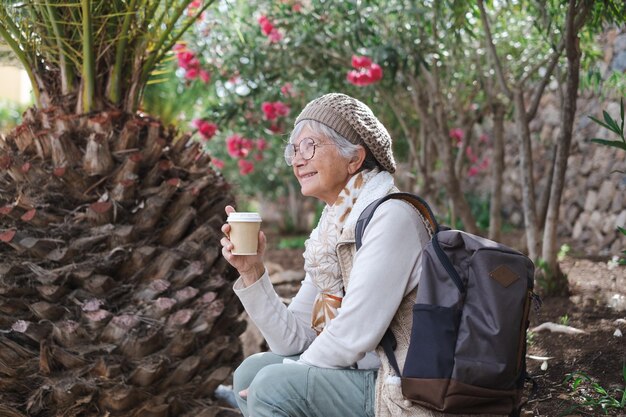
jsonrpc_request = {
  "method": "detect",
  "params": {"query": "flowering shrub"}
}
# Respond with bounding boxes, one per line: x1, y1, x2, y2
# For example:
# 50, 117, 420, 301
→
347, 55, 383, 86
173, 43, 210, 83
258, 15, 283, 43
192, 119, 218, 141
449, 128, 491, 178
261, 101, 290, 121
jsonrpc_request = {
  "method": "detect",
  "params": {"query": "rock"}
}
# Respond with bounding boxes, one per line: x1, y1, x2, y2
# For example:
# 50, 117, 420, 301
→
572, 212, 589, 239
270, 269, 305, 285
610, 238, 624, 256
602, 214, 617, 234
265, 261, 284, 277
616, 210, 626, 229
612, 192, 626, 212
579, 154, 592, 175
597, 180, 616, 211
540, 124, 552, 142
510, 211, 523, 227
589, 210, 603, 230
611, 50, 626, 72
613, 32, 626, 49
586, 171, 603, 189
543, 104, 561, 126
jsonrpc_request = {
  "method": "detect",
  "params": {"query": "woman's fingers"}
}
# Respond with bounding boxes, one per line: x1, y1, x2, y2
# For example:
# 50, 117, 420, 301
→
239, 389, 248, 399
220, 236, 233, 251
258, 231, 267, 254
225, 205, 235, 215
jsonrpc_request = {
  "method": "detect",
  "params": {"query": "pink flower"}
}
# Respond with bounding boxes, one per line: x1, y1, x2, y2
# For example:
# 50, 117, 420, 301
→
479, 157, 490, 170
185, 68, 199, 80
258, 15, 274, 35
238, 159, 255, 175
292, 2, 302, 12
347, 70, 375, 86
449, 128, 464, 144
193, 119, 218, 140
211, 157, 225, 169
241, 138, 255, 151
226, 134, 250, 158
280, 82, 294, 97
479, 134, 490, 144
258, 15, 282, 43
346, 56, 383, 87
467, 166, 479, 177
269, 123, 282, 134
254, 152, 264, 161
187, 0, 204, 17
368, 63, 383, 82
352, 55, 373, 69
273, 101, 290, 117
268, 30, 283, 43
261, 102, 277, 120
465, 146, 478, 163
256, 138, 269, 151
177, 51, 196, 69
199, 69, 211, 84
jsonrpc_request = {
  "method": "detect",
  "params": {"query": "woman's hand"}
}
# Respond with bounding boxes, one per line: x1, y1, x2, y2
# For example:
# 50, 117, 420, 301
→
220, 205, 267, 287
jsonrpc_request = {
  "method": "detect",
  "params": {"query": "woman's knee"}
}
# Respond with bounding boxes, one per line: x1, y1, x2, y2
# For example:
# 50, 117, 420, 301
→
233, 353, 269, 391
247, 363, 309, 405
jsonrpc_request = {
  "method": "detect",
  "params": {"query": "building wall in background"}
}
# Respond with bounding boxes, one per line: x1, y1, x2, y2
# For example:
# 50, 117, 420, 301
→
0, 66, 31, 104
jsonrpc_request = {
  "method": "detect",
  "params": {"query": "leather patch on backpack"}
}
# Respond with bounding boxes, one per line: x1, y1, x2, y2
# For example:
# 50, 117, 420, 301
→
489, 265, 519, 288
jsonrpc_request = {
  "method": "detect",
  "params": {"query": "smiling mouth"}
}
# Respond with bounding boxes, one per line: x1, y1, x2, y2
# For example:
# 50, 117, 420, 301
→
299, 172, 317, 179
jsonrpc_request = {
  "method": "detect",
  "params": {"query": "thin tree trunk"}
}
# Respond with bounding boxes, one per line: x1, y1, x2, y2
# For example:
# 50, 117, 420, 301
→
542, 0, 584, 295
381, 91, 420, 192
489, 103, 505, 241
537, 145, 557, 230
513, 89, 540, 260
410, 75, 478, 234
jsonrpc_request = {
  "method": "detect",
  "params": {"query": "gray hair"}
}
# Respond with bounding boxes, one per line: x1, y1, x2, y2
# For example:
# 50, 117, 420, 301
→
289, 120, 381, 171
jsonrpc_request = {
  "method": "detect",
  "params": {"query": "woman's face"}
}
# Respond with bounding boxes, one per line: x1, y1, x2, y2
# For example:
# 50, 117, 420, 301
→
291, 126, 357, 205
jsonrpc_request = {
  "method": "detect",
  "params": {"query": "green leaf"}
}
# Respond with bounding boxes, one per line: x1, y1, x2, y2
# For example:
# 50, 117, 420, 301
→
618, 226, 626, 236
603, 110, 622, 134
619, 97, 626, 136
590, 139, 626, 150
589, 115, 618, 133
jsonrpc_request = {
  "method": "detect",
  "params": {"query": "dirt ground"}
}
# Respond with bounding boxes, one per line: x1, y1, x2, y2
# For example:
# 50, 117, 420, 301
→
263, 238, 626, 417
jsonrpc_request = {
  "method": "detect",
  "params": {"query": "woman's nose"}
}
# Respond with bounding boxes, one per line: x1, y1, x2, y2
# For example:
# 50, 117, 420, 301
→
292, 150, 306, 166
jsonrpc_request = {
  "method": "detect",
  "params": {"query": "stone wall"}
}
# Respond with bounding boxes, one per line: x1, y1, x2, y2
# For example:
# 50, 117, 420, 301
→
500, 27, 626, 257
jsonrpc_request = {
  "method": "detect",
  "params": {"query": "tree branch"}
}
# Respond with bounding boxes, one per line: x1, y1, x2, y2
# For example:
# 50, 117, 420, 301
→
525, 43, 564, 122
477, 0, 512, 100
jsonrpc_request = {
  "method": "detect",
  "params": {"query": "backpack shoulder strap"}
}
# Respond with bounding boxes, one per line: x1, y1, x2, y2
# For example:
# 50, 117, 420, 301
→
355, 192, 439, 250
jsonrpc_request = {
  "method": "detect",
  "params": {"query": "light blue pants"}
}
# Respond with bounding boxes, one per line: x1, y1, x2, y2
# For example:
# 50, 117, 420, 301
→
233, 352, 377, 417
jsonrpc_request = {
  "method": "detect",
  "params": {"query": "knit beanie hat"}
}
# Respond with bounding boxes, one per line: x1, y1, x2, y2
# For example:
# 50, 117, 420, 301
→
294, 93, 396, 173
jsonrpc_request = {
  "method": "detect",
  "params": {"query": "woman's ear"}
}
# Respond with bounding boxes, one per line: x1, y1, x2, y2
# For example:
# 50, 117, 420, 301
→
348, 146, 367, 174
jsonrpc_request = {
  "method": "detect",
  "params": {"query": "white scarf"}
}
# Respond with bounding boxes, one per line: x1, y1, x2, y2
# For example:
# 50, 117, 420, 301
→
305, 169, 395, 333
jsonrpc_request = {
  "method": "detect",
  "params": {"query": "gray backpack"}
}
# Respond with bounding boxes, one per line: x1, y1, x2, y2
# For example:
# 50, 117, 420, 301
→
355, 193, 537, 416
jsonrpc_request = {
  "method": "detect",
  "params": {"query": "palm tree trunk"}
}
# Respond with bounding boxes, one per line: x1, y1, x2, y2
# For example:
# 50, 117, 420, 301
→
0, 109, 244, 416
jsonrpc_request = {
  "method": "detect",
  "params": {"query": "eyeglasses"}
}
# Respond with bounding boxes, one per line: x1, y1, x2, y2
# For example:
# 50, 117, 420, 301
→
284, 137, 335, 166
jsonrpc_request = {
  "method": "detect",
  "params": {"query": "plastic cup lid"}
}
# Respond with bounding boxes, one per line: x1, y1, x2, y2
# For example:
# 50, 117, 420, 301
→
227, 212, 262, 222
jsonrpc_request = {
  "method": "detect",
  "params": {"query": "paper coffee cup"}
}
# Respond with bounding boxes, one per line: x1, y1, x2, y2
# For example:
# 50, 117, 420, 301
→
227, 212, 262, 255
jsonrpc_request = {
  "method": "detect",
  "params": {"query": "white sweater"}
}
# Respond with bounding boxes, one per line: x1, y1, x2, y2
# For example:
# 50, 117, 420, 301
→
233, 199, 424, 369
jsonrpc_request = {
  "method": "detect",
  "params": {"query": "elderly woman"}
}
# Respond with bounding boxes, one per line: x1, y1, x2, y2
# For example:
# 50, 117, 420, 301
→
220, 93, 433, 417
